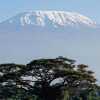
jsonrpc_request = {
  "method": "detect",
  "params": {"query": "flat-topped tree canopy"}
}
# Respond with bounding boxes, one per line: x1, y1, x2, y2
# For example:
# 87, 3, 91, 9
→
0, 57, 98, 100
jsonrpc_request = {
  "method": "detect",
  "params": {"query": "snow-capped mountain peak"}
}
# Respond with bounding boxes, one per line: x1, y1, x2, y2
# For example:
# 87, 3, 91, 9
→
7, 11, 96, 28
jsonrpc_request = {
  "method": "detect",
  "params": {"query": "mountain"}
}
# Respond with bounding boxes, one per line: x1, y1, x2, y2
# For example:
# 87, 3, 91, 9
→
0, 11, 100, 81
0, 11, 99, 33
1, 11, 96, 27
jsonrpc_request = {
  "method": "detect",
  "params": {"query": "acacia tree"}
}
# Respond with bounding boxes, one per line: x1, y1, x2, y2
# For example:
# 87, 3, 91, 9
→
20, 56, 97, 100
0, 57, 98, 100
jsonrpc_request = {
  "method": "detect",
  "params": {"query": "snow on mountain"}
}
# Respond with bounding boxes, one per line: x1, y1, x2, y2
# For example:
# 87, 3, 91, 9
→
1, 11, 97, 28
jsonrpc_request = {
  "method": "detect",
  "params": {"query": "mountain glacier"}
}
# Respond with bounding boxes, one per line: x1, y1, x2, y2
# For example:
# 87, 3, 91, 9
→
16, 11, 96, 27
0, 11, 99, 35
1, 11, 97, 28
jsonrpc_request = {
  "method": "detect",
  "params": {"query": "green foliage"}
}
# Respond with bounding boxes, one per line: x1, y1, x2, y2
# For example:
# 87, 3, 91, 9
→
0, 56, 100, 100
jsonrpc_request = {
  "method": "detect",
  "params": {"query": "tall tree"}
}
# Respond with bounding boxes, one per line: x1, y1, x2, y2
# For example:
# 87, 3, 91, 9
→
20, 56, 97, 100
0, 57, 98, 100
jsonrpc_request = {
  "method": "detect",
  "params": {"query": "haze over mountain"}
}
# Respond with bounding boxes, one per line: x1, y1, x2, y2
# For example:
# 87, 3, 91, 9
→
0, 11, 100, 81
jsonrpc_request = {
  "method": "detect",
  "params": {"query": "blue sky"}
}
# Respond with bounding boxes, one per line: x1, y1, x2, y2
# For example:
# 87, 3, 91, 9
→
0, 0, 100, 23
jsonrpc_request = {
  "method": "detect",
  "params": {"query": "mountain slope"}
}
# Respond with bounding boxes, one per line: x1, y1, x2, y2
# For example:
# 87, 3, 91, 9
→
0, 11, 99, 35
0, 11, 97, 29
9, 11, 96, 27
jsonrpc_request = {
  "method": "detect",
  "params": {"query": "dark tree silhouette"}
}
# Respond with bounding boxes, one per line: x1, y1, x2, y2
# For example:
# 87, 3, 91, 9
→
0, 63, 26, 99
0, 57, 98, 100
20, 56, 97, 100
